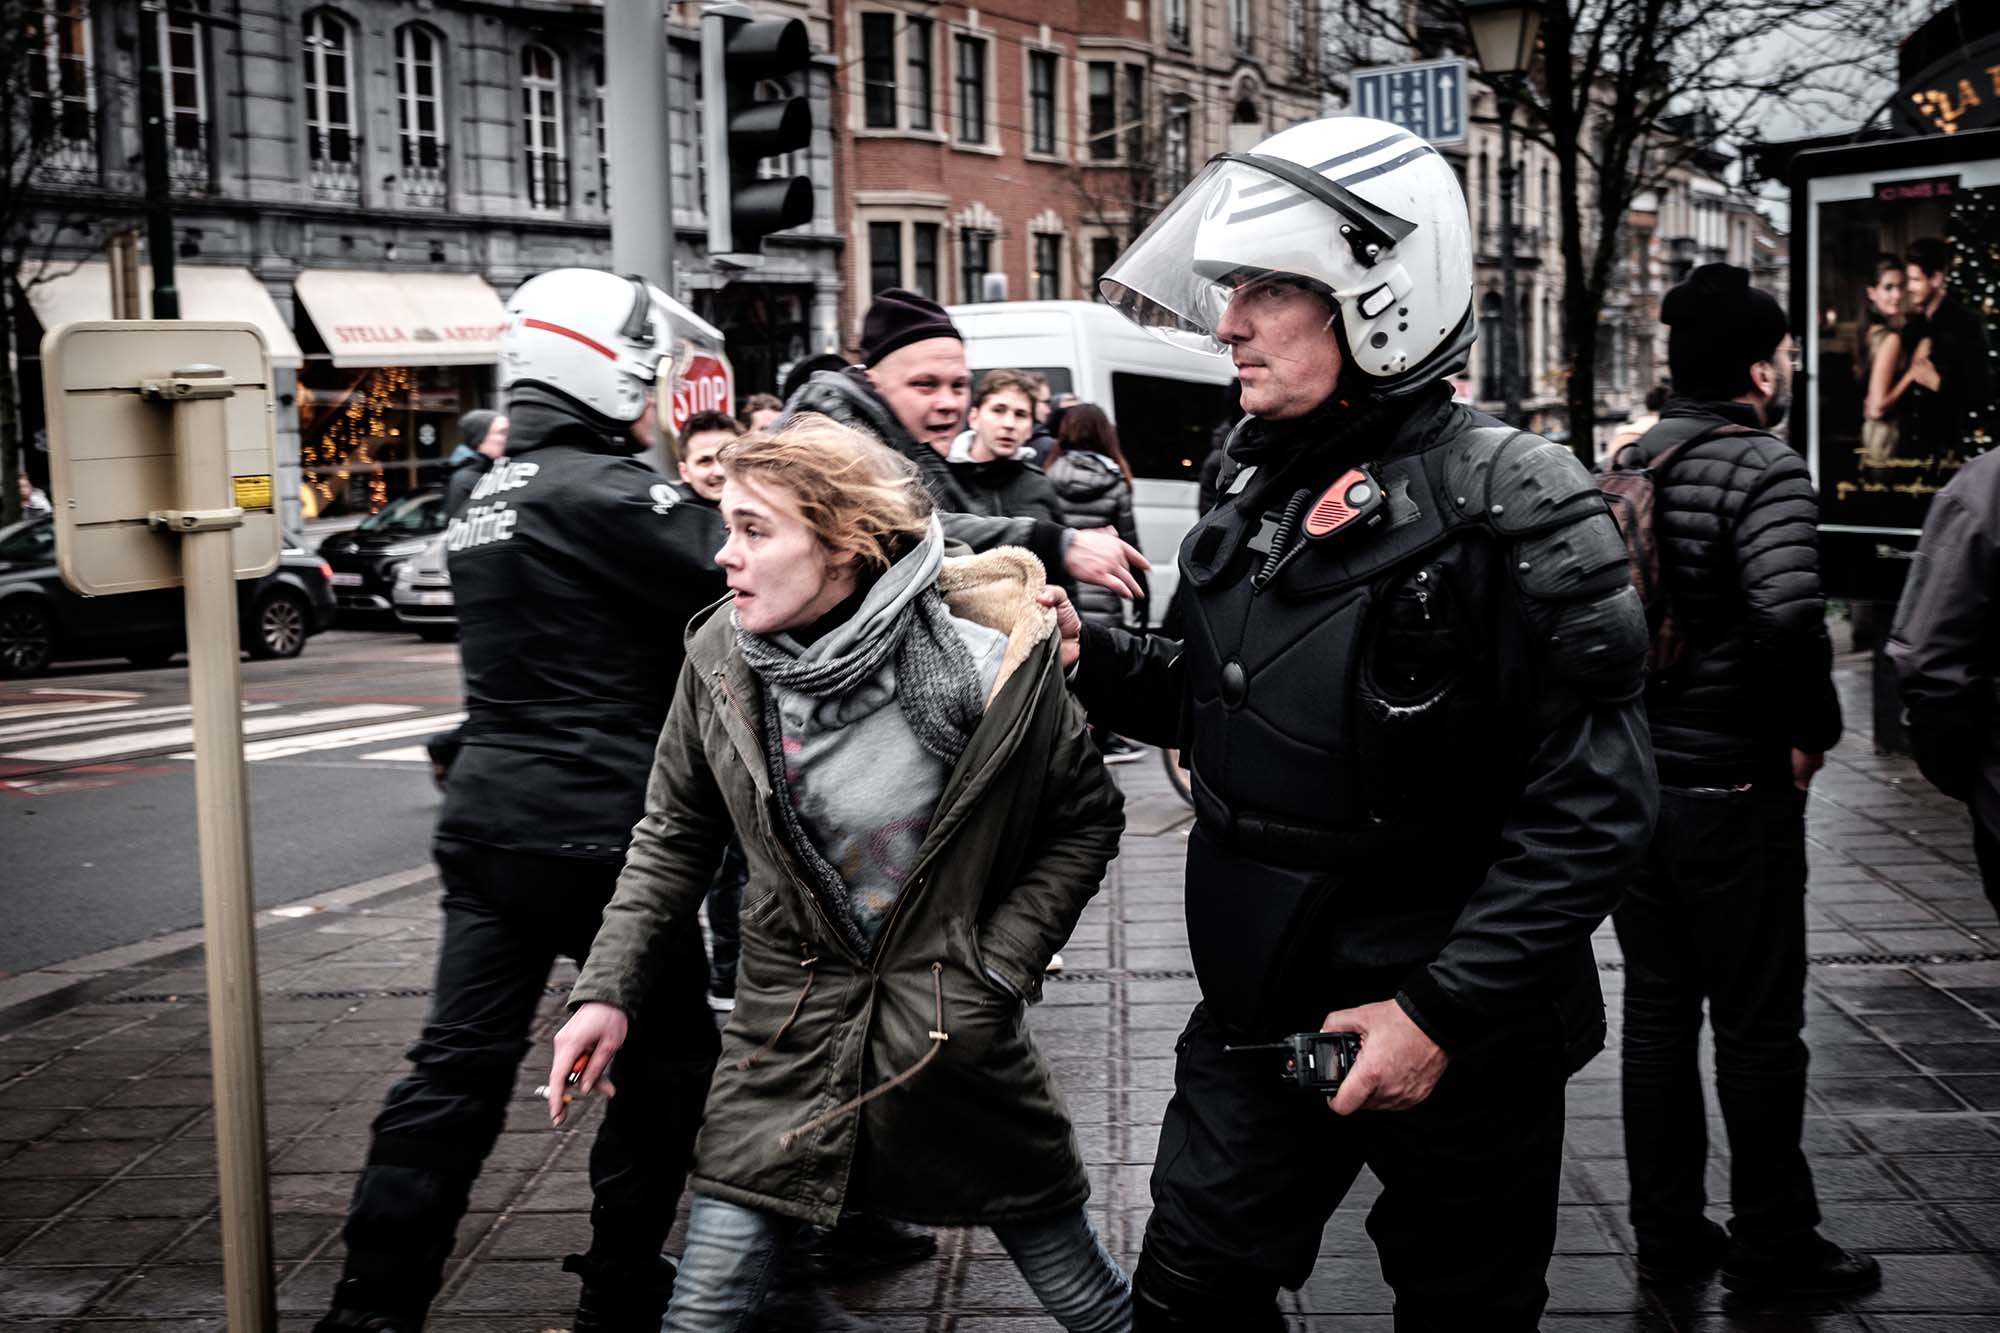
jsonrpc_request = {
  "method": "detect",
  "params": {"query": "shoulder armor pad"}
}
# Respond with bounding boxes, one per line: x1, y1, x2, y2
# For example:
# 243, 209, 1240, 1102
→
1544, 585, 1648, 703
1442, 425, 1605, 536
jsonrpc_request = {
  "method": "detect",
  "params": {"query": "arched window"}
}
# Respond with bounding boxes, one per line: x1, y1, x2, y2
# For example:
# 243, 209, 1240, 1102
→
158, 0, 208, 187
302, 9, 357, 195
522, 45, 566, 210
30, 0, 96, 183
395, 23, 446, 203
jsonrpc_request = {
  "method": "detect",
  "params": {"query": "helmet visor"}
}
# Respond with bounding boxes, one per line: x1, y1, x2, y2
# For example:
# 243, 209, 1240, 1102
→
1098, 154, 1407, 356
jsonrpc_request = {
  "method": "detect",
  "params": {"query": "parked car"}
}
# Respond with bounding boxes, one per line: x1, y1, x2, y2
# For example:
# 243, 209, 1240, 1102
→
948, 300, 1240, 623
391, 534, 456, 641
0, 514, 338, 677
317, 489, 449, 617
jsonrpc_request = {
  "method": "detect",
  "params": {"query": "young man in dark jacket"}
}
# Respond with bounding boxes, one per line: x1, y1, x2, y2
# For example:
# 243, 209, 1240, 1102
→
1609, 263, 1877, 1296
946, 368, 1066, 527
1889, 449, 2000, 910
784, 289, 1145, 600
317, 270, 725, 1333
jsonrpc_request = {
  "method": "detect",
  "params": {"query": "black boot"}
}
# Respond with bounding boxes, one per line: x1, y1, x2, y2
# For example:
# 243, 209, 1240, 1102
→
563, 1252, 677, 1333
313, 1279, 421, 1333
1636, 1217, 1731, 1286
1720, 1232, 1882, 1297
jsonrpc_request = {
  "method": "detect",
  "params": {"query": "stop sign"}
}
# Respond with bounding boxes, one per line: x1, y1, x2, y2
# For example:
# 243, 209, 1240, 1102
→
669, 351, 734, 436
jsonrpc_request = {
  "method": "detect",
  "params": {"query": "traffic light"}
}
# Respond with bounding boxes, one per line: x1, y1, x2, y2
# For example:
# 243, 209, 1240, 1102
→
701, 2, 815, 259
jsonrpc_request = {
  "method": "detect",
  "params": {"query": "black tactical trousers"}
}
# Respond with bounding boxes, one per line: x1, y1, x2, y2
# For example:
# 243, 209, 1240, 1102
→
1135, 997, 1567, 1331
1614, 780, 1822, 1253
333, 838, 720, 1320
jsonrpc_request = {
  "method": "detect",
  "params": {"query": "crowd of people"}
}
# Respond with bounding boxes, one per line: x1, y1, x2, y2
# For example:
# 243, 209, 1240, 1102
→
302, 111, 2000, 1333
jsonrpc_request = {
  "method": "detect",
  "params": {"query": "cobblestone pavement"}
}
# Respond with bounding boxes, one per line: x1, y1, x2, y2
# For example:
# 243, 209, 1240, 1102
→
5, 648, 2000, 1330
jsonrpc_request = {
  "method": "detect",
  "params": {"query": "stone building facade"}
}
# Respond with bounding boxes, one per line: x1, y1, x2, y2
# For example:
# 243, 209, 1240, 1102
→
834, 0, 1321, 349
19, 0, 841, 531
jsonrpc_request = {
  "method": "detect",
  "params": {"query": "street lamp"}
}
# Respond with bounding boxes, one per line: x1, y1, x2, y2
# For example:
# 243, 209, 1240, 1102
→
1463, 0, 1541, 427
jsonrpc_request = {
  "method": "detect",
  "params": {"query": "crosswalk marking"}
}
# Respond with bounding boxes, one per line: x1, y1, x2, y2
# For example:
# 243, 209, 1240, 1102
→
221, 713, 465, 763
4, 704, 418, 764
0, 702, 280, 745
0, 698, 138, 724
360, 745, 433, 763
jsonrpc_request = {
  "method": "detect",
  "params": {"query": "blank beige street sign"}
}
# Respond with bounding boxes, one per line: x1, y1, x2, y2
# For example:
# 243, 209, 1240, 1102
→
41, 320, 278, 595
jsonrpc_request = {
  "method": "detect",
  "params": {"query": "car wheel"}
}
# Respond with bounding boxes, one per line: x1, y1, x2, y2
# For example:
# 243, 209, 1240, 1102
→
0, 599, 55, 677
126, 644, 178, 669
248, 589, 310, 659
416, 623, 458, 643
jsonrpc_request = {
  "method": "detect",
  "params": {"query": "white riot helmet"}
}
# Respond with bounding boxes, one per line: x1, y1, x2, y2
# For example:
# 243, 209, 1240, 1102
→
1100, 116, 1474, 399
498, 268, 675, 424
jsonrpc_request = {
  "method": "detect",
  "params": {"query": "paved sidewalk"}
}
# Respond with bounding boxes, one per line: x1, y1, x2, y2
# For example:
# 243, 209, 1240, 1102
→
6, 646, 2000, 1330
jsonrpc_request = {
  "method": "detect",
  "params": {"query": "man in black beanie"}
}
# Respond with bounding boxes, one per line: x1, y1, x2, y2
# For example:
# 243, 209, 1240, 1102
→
1607, 263, 1878, 1297
785, 288, 1146, 599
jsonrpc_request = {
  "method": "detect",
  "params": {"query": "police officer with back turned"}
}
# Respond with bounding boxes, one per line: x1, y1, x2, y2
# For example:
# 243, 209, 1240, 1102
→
316, 270, 725, 1333
1058, 116, 1659, 1329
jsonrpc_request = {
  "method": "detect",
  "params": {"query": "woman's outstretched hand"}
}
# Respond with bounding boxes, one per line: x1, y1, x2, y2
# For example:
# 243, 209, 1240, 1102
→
546, 1001, 629, 1126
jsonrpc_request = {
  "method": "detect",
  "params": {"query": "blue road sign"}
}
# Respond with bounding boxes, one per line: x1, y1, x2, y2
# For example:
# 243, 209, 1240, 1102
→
1352, 59, 1468, 146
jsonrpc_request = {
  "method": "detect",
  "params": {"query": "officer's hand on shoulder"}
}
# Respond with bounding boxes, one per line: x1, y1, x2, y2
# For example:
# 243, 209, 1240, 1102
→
1320, 1000, 1449, 1116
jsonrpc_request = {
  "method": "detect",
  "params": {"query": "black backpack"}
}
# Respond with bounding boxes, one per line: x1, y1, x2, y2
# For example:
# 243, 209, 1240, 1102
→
1597, 422, 1760, 673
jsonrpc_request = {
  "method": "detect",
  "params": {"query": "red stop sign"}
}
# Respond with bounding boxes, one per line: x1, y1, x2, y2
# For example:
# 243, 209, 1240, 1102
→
669, 352, 734, 436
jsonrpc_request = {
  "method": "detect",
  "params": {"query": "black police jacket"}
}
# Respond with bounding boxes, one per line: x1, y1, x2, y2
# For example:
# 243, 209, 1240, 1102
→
435, 395, 727, 860
1074, 387, 1658, 1069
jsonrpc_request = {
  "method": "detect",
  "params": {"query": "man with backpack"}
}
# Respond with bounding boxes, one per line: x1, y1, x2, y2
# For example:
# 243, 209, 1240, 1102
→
1606, 262, 1877, 1297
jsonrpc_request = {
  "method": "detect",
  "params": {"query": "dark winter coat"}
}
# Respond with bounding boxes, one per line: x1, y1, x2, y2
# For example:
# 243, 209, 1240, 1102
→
570, 548, 1125, 1227
1889, 448, 2000, 830
947, 454, 1066, 529
436, 395, 727, 860
784, 367, 1073, 579
1046, 450, 1144, 625
441, 444, 491, 518
1612, 398, 1842, 785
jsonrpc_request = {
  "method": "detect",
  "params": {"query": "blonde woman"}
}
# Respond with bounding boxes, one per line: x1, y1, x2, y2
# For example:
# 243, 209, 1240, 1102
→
548, 415, 1132, 1331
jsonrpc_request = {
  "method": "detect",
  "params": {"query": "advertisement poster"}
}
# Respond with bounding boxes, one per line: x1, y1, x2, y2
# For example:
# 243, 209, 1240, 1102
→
1799, 129, 2000, 599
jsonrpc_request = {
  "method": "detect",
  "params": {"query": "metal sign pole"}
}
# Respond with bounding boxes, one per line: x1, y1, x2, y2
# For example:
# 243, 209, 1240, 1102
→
148, 363, 276, 1332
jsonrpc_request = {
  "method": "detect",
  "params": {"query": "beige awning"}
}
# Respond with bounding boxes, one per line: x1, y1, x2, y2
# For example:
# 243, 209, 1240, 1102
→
294, 270, 506, 367
23, 262, 304, 368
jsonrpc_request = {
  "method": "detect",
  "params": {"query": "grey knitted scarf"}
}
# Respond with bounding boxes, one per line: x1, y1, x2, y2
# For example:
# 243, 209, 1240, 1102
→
735, 581, 984, 766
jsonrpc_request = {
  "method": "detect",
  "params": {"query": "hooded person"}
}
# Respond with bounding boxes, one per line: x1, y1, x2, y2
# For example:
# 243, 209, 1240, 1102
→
1056, 115, 1657, 1329
443, 409, 508, 517
317, 269, 728, 1333
784, 289, 1147, 603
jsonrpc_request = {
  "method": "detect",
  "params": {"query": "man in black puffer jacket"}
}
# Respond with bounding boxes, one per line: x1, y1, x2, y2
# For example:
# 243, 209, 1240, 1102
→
1609, 263, 1877, 1298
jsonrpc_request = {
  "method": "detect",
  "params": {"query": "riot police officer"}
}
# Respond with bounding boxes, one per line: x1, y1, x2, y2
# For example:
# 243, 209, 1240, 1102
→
1063, 117, 1660, 1329
316, 270, 725, 1333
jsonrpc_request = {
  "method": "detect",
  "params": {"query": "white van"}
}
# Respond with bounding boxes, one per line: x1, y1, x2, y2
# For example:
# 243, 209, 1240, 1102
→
948, 300, 1239, 623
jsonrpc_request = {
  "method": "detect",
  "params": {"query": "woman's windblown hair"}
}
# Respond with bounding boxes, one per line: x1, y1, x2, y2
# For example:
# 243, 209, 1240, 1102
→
719, 413, 933, 571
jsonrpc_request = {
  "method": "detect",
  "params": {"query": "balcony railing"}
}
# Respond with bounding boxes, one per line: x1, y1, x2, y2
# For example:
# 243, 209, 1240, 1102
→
401, 142, 449, 209
168, 121, 211, 194
525, 149, 568, 211
1477, 222, 1544, 259
30, 102, 97, 186
309, 129, 362, 204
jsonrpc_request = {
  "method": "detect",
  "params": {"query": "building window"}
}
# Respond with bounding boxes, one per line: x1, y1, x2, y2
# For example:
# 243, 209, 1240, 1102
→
1122, 65, 1145, 163
954, 35, 986, 145
1166, 0, 1188, 45
159, 1, 209, 187
1087, 63, 1116, 161
1479, 292, 1503, 401
869, 221, 902, 297
395, 25, 446, 189
1164, 100, 1190, 194
907, 18, 933, 131
861, 12, 896, 128
1289, 0, 1308, 71
594, 59, 609, 210
1033, 233, 1062, 301
959, 228, 993, 301
1028, 51, 1057, 155
303, 10, 356, 173
30, 0, 94, 183
1091, 236, 1120, 291
913, 222, 939, 299
522, 45, 566, 210
1232, 0, 1252, 55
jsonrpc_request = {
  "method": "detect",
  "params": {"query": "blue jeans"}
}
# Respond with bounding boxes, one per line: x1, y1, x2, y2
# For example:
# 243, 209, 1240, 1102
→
665, 1195, 1132, 1332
